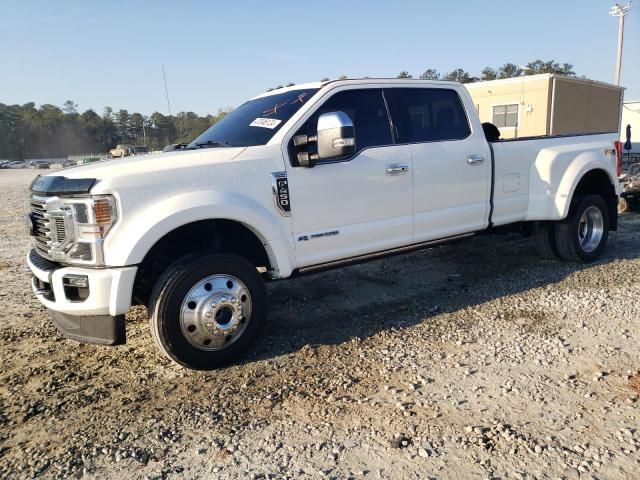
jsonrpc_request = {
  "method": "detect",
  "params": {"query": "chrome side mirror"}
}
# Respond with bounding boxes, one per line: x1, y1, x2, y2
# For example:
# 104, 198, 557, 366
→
316, 111, 356, 161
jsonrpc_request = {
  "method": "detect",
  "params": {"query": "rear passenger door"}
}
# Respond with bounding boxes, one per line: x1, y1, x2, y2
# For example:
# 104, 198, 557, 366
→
385, 87, 491, 242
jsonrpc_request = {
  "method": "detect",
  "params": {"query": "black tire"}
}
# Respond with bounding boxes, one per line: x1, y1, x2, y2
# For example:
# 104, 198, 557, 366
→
554, 194, 609, 263
148, 253, 267, 370
533, 222, 560, 259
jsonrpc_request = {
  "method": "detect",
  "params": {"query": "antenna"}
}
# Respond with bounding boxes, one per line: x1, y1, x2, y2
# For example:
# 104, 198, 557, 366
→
162, 64, 172, 115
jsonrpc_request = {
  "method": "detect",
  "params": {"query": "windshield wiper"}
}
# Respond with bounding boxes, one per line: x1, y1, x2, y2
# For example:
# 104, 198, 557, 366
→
192, 140, 231, 149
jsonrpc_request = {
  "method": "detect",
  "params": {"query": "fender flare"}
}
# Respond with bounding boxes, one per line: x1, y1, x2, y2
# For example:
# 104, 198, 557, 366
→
556, 155, 618, 219
103, 190, 293, 274
527, 148, 618, 221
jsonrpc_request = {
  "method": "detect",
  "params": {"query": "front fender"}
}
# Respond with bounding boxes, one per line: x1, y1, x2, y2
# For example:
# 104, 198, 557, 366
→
104, 190, 291, 268
526, 148, 618, 221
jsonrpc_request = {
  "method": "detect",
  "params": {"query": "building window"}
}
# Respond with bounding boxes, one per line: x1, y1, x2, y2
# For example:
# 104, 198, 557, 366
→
492, 104, 518, 128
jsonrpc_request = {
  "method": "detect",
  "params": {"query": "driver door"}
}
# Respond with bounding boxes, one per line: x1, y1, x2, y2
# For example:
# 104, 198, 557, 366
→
284, 88, 413, 268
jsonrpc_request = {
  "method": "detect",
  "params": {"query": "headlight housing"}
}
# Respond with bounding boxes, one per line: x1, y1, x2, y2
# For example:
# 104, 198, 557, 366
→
32, 195, 117, 266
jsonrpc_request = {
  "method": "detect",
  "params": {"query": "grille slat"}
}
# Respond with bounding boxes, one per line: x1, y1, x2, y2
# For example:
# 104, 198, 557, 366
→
30, 197, 52, 257
55, 218, 66, 242
29, 249, 58, 271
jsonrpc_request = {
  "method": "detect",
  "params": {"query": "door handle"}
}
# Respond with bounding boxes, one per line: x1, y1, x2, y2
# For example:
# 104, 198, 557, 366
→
467, 155, 486, 165
386, 164, 409, 175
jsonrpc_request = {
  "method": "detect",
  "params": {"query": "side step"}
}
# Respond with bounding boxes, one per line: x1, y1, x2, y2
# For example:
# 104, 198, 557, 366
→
296, 233, 474, 275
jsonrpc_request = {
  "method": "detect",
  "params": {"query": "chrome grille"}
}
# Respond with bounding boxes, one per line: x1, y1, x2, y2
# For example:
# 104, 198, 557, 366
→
30, 196, 51, 254
54, 217, 66, 243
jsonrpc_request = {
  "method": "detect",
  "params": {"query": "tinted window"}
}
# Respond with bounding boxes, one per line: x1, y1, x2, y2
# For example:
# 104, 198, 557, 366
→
297, 89, 392, 154
189, 88, 319, 148
385, 88, 471, 142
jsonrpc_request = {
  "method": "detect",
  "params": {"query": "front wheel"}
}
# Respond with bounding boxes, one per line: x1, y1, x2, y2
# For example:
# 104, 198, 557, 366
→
149, 253, 267, 370
554, 195, 609, 263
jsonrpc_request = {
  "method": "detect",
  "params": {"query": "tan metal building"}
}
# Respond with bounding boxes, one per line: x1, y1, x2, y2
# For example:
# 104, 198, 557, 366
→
465, 74, 623, 139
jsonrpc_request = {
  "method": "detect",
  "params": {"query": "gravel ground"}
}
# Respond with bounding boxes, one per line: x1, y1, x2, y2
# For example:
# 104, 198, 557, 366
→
0, 169, 638, 480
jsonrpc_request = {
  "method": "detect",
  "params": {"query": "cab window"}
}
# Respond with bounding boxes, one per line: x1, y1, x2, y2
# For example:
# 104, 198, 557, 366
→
291, 89, 392, 163
385, 88, 471, 143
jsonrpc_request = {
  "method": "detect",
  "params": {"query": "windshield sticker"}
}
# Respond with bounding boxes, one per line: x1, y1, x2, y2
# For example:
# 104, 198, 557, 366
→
250, 118, 282, 129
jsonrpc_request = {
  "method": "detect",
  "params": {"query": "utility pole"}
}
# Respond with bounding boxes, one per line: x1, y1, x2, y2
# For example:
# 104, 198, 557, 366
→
609, 2, 633, 86
162, 64, 172, 115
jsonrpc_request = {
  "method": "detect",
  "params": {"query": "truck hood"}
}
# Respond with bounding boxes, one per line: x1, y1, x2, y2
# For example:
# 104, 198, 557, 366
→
58, 147, 246, 185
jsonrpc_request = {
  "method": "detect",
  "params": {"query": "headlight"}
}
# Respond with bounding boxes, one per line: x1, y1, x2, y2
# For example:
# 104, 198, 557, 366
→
49, 195, 117, 265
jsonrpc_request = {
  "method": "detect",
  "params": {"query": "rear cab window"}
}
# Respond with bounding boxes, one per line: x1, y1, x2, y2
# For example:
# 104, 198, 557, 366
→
385, 88, 471, 143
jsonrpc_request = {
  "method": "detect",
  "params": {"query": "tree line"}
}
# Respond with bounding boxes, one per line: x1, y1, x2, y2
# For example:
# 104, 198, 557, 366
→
394, 59, 575, 83
2, 59, 575, 160
0, 101, 229, 160
266, 59, 576, 91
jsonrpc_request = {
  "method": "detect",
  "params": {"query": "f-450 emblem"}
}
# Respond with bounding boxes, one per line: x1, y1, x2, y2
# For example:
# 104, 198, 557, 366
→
271, 172, 291, 217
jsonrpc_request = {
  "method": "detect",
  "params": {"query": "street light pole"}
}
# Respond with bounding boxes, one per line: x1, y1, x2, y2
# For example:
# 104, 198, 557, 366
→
610, 2, 633, 86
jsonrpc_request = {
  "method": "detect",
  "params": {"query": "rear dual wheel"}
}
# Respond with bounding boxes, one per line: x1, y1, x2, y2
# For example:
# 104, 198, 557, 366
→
534, 195, 609, 263
533, 222, 560, 260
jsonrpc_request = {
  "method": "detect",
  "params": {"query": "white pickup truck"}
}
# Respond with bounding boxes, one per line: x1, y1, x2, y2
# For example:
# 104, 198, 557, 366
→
26, 79, 622, 370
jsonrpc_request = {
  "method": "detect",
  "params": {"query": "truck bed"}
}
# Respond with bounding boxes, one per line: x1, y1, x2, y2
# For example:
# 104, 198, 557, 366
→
489, 132, 619, 227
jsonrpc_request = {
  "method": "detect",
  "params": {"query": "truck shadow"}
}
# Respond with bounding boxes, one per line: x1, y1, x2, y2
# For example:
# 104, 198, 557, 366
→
242, 214, 640, 365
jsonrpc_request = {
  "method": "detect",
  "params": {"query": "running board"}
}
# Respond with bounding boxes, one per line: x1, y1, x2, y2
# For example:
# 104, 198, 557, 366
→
295, 233, 474, 275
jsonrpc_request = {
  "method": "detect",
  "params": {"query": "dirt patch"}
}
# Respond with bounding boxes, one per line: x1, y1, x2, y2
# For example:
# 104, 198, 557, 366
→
0, 169, 639, 480
630, 372, 640, 395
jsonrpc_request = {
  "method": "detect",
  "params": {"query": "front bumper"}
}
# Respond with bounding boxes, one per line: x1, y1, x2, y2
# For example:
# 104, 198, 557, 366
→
27, 249, 137, 344
49, 310, 126, 345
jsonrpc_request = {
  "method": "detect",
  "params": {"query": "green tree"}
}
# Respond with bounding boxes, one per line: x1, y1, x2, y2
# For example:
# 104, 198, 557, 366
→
442, 69, 477, 83
116, 109, 130, 139
480, 67, 497, 81
497, 63, 522, 79
525, 59, 575, 76
419, 69, 440, 80
102, 107, 114, 121
397, 71, 412, 79
129, 113, 145, 141
62, 100, 78, 115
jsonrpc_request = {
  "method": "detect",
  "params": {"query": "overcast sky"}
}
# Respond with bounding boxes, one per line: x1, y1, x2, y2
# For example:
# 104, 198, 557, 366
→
1, 0, 638, 115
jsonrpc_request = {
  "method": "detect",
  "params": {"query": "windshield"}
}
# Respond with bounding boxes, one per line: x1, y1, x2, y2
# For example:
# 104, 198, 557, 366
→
188, 88, 319, 148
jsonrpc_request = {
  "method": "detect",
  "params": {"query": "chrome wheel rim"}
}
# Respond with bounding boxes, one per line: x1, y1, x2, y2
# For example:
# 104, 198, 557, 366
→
578, 206, 604, 253
179, 274, 252, 351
